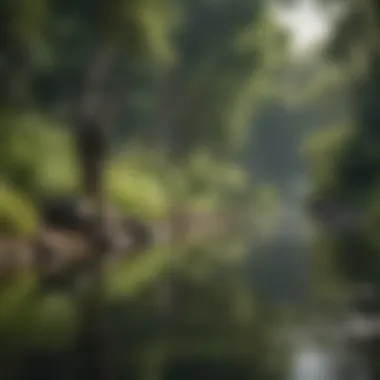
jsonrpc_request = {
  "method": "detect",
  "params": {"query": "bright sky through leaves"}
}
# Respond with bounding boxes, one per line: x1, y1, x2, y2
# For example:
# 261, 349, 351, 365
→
274, 0, 332, 53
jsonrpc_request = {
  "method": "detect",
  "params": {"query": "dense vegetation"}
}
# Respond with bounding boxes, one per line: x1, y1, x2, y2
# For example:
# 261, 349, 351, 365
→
3, 0, 380, 378
304, 0, 380, 377
0, 1, 295, 379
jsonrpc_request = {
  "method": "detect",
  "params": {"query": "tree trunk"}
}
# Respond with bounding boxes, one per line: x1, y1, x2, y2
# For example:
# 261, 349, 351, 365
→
75, 43, 115, 380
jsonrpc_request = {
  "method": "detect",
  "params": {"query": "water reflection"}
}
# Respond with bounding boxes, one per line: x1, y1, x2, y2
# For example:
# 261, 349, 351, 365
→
290, 340, 336, 380
289, 336, 370, 380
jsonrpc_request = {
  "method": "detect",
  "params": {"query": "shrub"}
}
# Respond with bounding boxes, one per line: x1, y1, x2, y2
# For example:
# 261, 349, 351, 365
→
0, 183, 38, 237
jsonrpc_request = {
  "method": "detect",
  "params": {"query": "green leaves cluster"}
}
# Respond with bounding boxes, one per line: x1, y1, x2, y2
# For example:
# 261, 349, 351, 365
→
0, 1, 294, 379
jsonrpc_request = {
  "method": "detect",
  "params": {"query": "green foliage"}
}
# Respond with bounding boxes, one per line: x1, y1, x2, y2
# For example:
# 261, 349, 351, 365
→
2, 0, 47, 44
0, 184, 38, 237
28, 293, 79, 349
106, 245, 170, 300
0, 273, 78, 355
107, 165, 169, 220
0, 111, 74, 195
0, 272, 38, 357
185, 152, 249, 199
301, 125, 352, 193
97, 0, 176, 64
0, 0, 295, 378
306, 10, 380, 371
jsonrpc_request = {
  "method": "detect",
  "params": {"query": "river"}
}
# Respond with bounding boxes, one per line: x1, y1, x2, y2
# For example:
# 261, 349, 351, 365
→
289, 342, 336, 380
